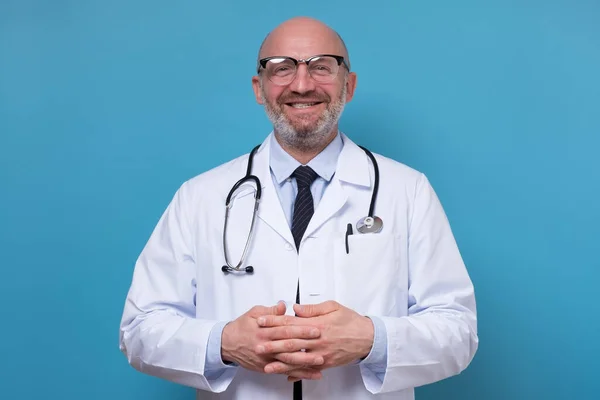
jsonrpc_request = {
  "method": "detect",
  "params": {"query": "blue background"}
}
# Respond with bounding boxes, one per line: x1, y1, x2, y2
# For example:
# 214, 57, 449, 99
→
1, 1, 599, 399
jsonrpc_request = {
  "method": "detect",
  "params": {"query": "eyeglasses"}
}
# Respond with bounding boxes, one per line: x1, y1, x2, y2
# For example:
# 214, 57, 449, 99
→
257, 54, 349, 86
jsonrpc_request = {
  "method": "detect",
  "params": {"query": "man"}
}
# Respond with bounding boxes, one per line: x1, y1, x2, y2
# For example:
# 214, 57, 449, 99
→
119, 16, 478, 400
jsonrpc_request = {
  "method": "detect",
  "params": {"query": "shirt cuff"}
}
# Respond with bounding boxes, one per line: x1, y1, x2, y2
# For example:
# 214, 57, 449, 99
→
358, 315, 387, 373
204, 321, 237, 380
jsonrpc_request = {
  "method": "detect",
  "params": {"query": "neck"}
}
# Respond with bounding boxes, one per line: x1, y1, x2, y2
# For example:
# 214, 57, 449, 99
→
274, 128, 338, 165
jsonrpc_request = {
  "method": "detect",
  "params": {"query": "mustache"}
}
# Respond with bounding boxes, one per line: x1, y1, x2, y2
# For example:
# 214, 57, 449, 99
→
277, 92, 330, 105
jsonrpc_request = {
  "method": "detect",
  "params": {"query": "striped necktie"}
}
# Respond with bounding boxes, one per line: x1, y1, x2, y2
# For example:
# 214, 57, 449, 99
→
291, 165, 319, 250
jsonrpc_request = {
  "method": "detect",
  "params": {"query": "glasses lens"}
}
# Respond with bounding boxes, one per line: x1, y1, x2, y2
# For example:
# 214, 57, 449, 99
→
264, 58, 297, 85
308, 56, 339, 82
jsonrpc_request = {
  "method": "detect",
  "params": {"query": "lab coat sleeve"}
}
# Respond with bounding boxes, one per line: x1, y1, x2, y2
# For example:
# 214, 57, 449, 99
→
360, 173, 478, 393
119, 182, 238, 392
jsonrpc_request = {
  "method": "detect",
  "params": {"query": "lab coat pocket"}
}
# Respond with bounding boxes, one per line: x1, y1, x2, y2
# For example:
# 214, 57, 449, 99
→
333, 232, 399, 316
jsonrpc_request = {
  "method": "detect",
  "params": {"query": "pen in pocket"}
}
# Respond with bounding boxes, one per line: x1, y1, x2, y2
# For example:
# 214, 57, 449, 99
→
345, 223, 353, 254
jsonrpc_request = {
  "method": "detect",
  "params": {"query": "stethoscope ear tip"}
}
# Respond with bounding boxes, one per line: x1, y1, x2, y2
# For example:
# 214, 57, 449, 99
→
221, 265, 254, 274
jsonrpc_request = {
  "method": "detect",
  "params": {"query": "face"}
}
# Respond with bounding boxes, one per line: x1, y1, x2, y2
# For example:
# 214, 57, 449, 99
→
252, 24, 357, 152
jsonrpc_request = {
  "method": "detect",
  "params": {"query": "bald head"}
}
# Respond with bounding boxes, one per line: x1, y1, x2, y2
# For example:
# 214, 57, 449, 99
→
257, 17, 351, 71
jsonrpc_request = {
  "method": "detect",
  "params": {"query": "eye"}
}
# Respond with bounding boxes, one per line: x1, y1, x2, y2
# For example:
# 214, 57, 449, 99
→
272, 65, 295, 77
310, 64, 334, 75
266, 58, 296, 76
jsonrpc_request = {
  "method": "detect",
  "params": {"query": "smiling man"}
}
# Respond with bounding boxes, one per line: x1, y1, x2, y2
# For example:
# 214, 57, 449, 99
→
119, 16, 478, 400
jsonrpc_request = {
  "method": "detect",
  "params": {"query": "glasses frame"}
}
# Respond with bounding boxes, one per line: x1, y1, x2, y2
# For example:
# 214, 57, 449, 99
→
257, 54, 350, 84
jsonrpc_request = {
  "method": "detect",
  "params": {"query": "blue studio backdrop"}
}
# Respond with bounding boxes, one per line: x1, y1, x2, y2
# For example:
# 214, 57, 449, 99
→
1, 1, 599, 399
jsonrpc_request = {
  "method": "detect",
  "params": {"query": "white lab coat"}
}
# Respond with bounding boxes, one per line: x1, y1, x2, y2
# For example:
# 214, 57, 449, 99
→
119, 133, 478, 400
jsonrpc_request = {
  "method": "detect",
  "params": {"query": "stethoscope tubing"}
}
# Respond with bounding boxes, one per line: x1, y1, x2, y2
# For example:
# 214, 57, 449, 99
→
358, 145, 379, 219
222, 145, 262, 272
222, 142, 380, 273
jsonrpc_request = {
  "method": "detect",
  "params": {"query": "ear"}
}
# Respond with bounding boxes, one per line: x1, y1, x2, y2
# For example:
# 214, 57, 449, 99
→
252, 76, 264, 104
344, 72, 357, 103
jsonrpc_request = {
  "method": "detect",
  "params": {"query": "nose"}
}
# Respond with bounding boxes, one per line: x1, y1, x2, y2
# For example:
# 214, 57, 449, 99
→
287, 63, 316, 94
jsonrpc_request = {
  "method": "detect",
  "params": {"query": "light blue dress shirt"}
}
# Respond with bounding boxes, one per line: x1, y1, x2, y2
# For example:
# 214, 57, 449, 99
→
204, 133, 388, 381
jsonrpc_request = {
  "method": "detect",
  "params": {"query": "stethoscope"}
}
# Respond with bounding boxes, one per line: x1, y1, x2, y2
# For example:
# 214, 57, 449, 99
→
221, 144, 382, 274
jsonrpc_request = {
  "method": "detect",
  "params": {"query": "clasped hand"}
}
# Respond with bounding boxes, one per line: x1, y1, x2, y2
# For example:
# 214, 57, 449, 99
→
221, 300, 374, 382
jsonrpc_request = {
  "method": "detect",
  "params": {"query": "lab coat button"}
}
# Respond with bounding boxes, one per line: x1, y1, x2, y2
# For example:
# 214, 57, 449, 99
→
284, 243, 293, 251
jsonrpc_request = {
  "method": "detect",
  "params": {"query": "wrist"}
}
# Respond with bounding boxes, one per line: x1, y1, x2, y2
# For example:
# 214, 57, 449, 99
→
359, 316, 375, 359
221, 322, 235, 364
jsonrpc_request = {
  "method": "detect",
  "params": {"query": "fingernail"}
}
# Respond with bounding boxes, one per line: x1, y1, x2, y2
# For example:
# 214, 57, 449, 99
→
315, 356, 324, 365
265, 365, 273, 374
310, 329, 319, 337
257, 317, 265, 326
256, 345, 265, 354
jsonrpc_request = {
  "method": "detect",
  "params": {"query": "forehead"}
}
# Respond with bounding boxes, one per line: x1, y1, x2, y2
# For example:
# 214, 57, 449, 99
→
260, 27, 344, 59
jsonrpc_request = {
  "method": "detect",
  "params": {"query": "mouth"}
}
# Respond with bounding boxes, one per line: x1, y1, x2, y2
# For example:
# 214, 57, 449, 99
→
284, 101, 324, 109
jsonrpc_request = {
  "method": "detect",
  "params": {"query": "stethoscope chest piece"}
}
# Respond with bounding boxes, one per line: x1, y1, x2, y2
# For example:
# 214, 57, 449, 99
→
356, 216, 383, 234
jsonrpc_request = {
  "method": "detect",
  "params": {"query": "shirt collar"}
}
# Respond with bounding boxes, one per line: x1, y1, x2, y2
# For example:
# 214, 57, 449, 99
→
269, 132, 344, 184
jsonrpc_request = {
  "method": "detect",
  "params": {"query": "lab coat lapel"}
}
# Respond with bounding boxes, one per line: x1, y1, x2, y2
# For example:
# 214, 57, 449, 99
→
302, 134, 371, 239
251, 136, 295, 245
303, 178, 347, 238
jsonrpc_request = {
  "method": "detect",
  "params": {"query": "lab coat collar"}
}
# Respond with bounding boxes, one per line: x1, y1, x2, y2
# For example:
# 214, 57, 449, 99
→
335, 133, 372, 188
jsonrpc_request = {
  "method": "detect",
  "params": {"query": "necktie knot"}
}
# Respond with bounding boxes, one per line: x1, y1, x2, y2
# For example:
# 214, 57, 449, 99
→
292, 166, 318, 190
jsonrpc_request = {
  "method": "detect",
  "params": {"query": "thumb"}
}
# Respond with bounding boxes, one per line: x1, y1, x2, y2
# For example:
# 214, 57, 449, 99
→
249, 301, 286, 317
294, 300, 339, 317
274, 300, 287, 315
267, 300, 287, 316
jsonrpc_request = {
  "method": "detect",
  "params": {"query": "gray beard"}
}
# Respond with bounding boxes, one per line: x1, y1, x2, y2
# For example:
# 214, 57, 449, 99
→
260, 83, 347, 153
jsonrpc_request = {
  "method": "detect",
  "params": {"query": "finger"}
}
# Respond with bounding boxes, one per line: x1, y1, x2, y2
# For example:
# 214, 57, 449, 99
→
294, 301, 339, 317
264, 361, 322, 376
286, 369, 323, 381
259, 325, 320, 341
256, 339, 319, 357
264, 361, 296, 375
257, 314, 302, 327
274, 351, 324, 367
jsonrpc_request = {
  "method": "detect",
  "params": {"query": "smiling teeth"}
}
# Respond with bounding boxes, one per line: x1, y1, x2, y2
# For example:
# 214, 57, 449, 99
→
291, 103, 317, 108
